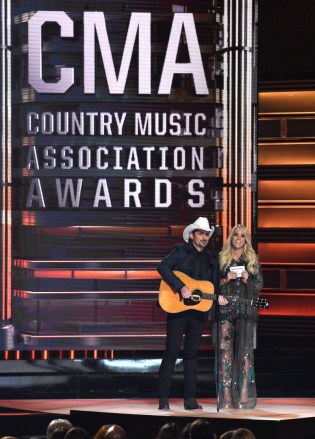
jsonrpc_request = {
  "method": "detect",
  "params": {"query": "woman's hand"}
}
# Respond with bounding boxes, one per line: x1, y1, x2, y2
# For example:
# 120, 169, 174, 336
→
221, 270, 237, 286
241, 270, 249, 284
227, 271, 237, 281
218, 295, 228, 306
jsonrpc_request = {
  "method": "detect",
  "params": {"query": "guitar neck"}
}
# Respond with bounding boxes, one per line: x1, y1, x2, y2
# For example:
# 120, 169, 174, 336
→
200, 293, 256, 306
199, 293, 217, 301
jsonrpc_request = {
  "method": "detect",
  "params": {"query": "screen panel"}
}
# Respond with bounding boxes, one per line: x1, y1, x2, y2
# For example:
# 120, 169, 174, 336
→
8, 0, 224, 350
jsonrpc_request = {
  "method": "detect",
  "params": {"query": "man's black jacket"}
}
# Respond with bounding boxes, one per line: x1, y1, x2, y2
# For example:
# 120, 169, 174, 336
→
157, 241, 220, 295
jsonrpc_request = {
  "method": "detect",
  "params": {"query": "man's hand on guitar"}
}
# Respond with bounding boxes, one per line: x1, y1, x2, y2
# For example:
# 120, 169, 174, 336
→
180, 285, 192, 299
218, 295, 228, 306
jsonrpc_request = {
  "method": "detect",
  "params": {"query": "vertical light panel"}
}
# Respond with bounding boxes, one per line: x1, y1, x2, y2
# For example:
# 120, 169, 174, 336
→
1, 0, 12, 322
222, 0, 256, 239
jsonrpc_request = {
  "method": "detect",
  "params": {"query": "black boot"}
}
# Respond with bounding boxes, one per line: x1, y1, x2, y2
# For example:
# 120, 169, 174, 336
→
184, 398, 203, 410
158, 398, 170, 410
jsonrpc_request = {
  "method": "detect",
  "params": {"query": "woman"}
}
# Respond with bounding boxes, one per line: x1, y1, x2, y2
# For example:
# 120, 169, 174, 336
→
214, 224, 263, 410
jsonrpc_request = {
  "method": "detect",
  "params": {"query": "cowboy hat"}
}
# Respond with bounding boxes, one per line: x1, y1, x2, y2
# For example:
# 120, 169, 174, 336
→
182, 217, 215, 242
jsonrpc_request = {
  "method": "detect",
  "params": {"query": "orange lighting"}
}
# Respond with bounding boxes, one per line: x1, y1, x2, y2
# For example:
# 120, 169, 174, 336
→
258, 243, 315, 263
33, 270, 73, 279
74, 270, 126, 280
14, 260, 29, 268
27, 269, 161, 280
258, 180, 315, 202
258, 206, 315, 228
21, 211, 37, 226
127, 270, 160, 280
258, 293, 315, 317
259, 142, 315, 166
259, 90, 315, 114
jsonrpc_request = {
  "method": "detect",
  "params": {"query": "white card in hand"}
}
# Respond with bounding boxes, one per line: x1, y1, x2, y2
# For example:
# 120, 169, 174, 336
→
230, 265, 245, 277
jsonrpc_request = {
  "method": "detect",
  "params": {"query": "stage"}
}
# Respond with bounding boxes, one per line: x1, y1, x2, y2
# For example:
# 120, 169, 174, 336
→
0, 398, 314, 439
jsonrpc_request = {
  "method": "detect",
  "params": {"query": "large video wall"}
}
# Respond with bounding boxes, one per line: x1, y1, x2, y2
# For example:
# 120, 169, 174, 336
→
7, 0, 224, 350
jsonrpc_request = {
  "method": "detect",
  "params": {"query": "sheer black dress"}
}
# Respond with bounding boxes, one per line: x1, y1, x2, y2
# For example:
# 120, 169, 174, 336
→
213, 255, 263, 409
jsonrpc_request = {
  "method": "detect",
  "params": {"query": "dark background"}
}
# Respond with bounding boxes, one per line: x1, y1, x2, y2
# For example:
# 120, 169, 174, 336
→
259, 0, 315, 81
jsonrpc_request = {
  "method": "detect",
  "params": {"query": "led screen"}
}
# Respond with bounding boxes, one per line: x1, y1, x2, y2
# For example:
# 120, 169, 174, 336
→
9, 0, 223, 350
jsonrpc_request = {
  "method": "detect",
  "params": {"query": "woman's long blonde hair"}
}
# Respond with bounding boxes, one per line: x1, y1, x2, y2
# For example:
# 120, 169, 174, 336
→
219, 224, 259, 274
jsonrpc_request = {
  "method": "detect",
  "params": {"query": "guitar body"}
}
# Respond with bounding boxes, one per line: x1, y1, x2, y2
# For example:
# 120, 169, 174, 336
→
158, 271, 214, 313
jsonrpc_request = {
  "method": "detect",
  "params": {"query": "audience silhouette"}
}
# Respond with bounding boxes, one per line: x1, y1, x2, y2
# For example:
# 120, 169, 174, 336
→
64, 427, 89, 439
156, 422, 181, 439
49, 429, 69, 439
180, 423, 191, 439
219, 431, 234, 439
231, 429, 256, 439
0, 412, 262, 439
103, 424, 127, 439
94, 425, 114, 439
46, 419, 73, 439
189, 419, 216, 439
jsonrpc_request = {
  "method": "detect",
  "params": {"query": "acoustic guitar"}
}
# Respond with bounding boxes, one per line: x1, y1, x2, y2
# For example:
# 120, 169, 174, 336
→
158, 271, 269, 313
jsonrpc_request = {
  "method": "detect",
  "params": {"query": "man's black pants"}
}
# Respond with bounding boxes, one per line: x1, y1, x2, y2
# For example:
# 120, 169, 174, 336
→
158, 309, 206, 399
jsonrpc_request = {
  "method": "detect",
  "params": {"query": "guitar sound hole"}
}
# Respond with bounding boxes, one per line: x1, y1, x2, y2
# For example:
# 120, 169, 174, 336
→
183, 292, 201, 306
183, 298, 198, 306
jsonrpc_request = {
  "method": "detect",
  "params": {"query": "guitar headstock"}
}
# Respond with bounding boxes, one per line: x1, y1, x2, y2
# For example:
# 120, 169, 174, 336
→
253, 298, 269, 309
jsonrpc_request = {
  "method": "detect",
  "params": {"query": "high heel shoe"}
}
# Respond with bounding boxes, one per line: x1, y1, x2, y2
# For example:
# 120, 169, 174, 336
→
158, 398, 170, 410
184, 398, 203, 410
222, 401, 232, 409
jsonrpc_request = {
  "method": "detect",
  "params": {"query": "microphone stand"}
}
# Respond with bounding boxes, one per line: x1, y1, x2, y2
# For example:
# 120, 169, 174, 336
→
215, 299, 220, 412
213, 268, 222, 413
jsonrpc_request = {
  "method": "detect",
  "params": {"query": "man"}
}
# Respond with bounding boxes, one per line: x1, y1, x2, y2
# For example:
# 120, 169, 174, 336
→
157, 217, 221, 410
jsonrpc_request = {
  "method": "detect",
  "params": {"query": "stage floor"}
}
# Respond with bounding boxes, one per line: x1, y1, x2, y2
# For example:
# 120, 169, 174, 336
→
0, 398, 314, 439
